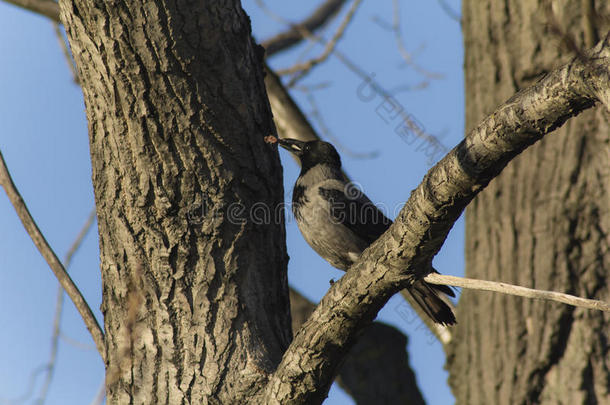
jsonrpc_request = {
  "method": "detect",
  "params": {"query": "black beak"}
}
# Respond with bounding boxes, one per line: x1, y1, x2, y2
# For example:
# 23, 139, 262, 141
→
277, 138, 306, 156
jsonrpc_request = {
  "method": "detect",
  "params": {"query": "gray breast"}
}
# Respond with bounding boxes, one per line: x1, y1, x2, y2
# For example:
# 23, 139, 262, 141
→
294, 175, 369, 271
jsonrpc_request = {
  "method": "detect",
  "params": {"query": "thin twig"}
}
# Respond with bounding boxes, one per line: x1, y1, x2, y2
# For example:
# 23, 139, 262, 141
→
263, 38, 610, 402
276, 0, 363, 86
260, 0, 349, 56
261, 1, 446, 154
59, 332, 97, 351
0, 364, 47, 405
52, 22, 79, 84
264, 5, 443, 148
436, 0, 461, 24
304, 91, 379, 159
35, 208, 97, 405
255, 0, 319, 48
332, 48, 445, 145
88, 381, 106, 405
388, 0, 443, 79
0, 150, 105, 360
424, 273, 610, 312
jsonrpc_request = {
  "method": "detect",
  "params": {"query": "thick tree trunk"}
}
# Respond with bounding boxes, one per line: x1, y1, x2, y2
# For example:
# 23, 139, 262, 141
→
59, 1, 291, 403
448, 1, 610, 404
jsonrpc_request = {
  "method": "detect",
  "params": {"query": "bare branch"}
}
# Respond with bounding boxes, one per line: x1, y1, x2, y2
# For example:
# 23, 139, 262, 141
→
436, 0, 461, 24
289, 289, 426, 404
262, 34, 610, 405
424, 273, 610, 312
0, 150, 105, 361
0, 364, 48, 404
369, 0, 443, 79
3, 0, 60, 22
52, 22, 79, 83
261, 0, 349, 56
264, 65, 320, 143
302, 90, 378, 159
88, 381, 105, 405
36, 208, 97, 405
58, 332, 97, 350
276, 0, 362, 86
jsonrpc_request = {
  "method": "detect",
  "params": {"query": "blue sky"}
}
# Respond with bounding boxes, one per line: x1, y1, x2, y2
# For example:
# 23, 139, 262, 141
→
0, 1, 463, 404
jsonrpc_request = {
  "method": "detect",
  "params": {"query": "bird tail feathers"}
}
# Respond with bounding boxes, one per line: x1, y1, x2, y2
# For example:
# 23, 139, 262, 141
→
406, 280, 456, 326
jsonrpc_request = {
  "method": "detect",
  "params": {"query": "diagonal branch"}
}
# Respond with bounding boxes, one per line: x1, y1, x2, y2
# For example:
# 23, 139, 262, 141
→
37, 208, 97, 404
289, 289, 426, 405
0, 150, 106, 361
276, 0, 362, 86
3, 0, 59, 21
261, 0, 349, 57
262, 34, 610, 405
8, 1, 430, 402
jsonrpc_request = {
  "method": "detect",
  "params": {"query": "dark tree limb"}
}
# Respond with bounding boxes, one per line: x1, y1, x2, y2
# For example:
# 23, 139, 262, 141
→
262, 35, 610, 405
1, 2, 431, 402
3, 0, 59, 21
261, 0, 349, 57
338, 322, 426, 405
275, 0, 362, 87
265, 66, 319, 142
290, 289, 426, 405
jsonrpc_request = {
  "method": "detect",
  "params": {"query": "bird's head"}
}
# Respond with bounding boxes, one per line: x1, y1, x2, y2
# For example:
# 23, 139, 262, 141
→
277, 138, 341, 172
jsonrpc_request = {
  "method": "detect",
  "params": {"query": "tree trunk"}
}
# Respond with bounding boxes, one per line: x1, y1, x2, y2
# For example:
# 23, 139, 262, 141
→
448, 1, 610, 404
59, 1, 291, 403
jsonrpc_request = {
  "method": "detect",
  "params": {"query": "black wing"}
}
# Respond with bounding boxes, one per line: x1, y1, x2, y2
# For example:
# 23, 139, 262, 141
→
319, 187, 456, 301
318, 187, 391, 244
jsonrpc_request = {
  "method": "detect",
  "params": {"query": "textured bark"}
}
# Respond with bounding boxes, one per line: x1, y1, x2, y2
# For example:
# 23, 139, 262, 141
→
448, 1, 610, 404
59, 1, 291, 403
289, 289, 426, 405
4, 0, 60, 21
9, 0, 610, 402
263, 37, 610, 404
3, 1, 427, 400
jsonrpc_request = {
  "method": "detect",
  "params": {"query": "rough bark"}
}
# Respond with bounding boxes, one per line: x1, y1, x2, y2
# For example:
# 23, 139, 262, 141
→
289, 289, 426, 405
4, 0, 59, 20
3, 1, 428, 401
263, 36, 610, 404
7, 0, 610, 403
448, 1, 610, 404
58, 1, 291, 403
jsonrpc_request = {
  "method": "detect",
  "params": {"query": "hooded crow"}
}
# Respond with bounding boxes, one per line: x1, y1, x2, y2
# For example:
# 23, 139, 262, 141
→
278, 138, 456, 325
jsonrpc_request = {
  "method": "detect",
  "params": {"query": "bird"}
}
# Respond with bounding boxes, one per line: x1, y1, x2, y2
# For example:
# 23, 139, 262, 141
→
277, 137, 456, 325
